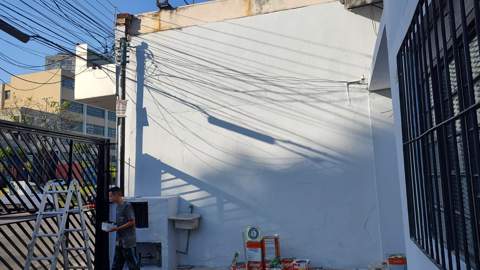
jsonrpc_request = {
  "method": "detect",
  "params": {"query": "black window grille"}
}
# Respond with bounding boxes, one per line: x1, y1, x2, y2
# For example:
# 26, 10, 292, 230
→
397, 0, 480, 269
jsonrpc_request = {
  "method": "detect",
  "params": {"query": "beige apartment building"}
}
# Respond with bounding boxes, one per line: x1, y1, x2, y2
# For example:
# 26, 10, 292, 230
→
0, 67, 117, 167
1, 68, 74, 110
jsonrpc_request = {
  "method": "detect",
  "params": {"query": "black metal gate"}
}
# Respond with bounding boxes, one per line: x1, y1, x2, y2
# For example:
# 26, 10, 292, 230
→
0, 120, 110, 269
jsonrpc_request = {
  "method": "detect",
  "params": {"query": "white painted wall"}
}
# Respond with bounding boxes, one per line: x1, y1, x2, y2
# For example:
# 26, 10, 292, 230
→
369, 89, 405, 258
124, 1, 403, 268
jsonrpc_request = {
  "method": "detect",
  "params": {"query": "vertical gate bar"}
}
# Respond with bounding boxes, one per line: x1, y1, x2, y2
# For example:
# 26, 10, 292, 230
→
94, 139, 110, 269
419, 2, 438, 261
431, 0, 448, 265
399, 49, 417, 241
425, 1, 445, 263
421, 2, 442, 260
405, 35, 421, 243
408, 33, 423, 244
413, 12, 430, 251
68, 139, 74, 184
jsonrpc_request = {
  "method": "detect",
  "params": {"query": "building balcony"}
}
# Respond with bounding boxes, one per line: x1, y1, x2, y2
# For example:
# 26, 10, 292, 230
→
74, 44, 116, 110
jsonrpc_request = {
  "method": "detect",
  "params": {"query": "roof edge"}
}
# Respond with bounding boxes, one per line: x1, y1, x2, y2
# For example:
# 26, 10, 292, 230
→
129, 0, 336, 35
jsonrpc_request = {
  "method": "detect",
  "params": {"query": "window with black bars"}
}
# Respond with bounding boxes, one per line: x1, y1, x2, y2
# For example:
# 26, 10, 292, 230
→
397, 0, 480, 269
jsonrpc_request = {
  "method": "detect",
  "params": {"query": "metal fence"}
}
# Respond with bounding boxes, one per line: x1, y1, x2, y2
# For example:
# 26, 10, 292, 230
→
397, 0, 480, 269
0, 120, 110, 269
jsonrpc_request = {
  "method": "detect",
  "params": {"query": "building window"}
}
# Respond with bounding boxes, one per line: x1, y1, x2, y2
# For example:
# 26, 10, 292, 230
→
64, 121, 83, 133
61, 77, 74, 90
108, 128, 116, 138
87, 106, 105, 118
63, 100, 83, 114
4, 90, 11, 100
108, 111, 116, 122
397, 0, 480, 268
86, 124, 104, 136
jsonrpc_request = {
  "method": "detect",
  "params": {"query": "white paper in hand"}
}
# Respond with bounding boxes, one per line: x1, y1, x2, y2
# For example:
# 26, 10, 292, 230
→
101, 222, 114, 232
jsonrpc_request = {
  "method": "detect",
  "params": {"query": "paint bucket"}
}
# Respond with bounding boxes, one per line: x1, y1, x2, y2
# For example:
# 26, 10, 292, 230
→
262, 235, 281, 269
292, 259, 310, 270
281, 258, 295, 270
387, 255, 407, 270
231, 262, 246, 270
245, 241, 263, 270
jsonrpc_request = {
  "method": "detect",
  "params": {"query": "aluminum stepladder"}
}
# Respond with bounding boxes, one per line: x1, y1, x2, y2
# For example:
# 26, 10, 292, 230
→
24, 179, 93, 270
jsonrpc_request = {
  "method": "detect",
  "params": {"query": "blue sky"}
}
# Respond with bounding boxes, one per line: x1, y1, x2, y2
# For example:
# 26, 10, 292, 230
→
0, 0, 208, 82
116, 0, 209, 14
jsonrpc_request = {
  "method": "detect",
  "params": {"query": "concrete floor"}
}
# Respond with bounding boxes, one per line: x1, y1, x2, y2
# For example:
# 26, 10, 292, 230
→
142, 267, 232, 269
140, 267, 349, 270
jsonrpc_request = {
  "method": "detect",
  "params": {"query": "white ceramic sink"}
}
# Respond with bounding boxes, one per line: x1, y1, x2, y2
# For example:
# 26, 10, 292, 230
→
169, 213, 201, 230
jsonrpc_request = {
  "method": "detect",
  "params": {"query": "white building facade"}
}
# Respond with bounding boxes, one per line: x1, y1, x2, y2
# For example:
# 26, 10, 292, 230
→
121, 0, 411, 269
371, 0, 480, 269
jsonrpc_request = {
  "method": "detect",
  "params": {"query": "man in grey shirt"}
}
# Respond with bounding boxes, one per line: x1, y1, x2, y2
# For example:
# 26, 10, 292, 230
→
109, 187, 139, 270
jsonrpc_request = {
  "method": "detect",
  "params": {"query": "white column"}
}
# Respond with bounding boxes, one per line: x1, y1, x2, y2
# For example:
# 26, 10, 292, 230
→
82, 104, 87, 135
104, 110, 108, 138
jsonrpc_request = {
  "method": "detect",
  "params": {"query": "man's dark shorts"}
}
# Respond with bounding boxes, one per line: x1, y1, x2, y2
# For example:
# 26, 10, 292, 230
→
112, 246, 139, 270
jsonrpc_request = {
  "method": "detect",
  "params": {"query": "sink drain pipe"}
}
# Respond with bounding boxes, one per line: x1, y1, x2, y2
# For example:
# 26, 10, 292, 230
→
176, 205, 194, 255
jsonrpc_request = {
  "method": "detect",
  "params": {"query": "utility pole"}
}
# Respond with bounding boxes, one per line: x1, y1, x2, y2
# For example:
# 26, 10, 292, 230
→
1, 84, 5, 110
118, 37, 128, 193
115, 13, 132, 194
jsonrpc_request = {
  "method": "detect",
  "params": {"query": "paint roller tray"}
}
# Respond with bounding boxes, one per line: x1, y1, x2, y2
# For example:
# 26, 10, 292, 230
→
169, 213, 201, 230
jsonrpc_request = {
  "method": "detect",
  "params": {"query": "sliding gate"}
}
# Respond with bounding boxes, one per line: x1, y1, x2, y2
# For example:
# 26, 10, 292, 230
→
0, 120, 110, 269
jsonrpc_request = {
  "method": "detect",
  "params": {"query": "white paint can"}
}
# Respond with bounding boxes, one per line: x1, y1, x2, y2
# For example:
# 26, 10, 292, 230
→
387, 255, 407, 270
